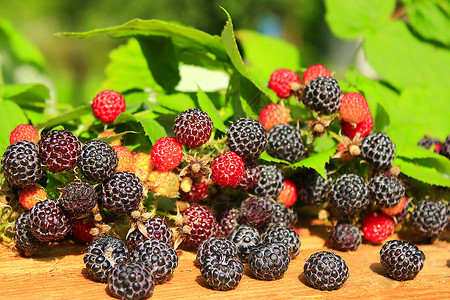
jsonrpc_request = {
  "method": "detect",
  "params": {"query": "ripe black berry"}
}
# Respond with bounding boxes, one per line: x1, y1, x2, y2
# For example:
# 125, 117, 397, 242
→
2, 140, 45, 188
249, 242, 291, 280
107, 263, 155, 300
411, 199, 449, 238
267, 201, 297, 228
130, 238, 178, 284
60, 182, 98, 218
216, 208, 240, 237
360, 132, 396, 170
173, 108, 213, 148
328, 222, 362, 251
262, 225, 301, 257
295, 168, 330, 206
266, 124, 304, 163
102, 171, 143, 215
252, 165, 284, 199
368, 173, 405, 208
127, 216, 173, 249
78, 140, 118, 182
28, 199, 71, 242
227, 117, 267, 161
38, 129, 81, 173
197, 237, 238, 265
380, 240, 425, 281
302, 76, 342, 115
14, 211, 48, 256
229, 224, 261, 262
327, 173, 369, 218
304, 251, 349, 290
235, 160, 260, 190
84, 235, 129, 282
200, 252, 244, 291
239, 196, 274, 229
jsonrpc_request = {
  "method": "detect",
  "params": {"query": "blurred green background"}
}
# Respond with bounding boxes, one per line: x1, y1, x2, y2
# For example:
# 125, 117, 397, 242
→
0, 0, 354, 107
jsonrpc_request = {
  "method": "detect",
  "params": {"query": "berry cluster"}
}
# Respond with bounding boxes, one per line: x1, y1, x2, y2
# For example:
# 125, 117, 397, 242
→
2, 58, 447, 298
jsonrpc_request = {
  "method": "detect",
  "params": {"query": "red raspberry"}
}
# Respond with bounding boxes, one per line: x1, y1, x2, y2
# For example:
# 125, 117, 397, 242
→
362, 211, 394, 243
19, 185, 47, 210
181, 204, 219, 247
276, 178, 297, 207
71, 219, 95, 244
339, 92, 371, 123
113, 145, 133, 172
268, 69, 300, 98
258, 103, 291, 131
210, 151, 245, 188
91, 90, 126, 123
151, 137, 183, 171
301, 64, 332, 85
341, 113, 373, 139
10, 124, 39, 144
173, 108, 213, 148
180, 179, 209, 203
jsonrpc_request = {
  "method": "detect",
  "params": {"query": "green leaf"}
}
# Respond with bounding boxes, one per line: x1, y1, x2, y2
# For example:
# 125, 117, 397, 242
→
259, 146, 337, 178
220, 12, 272, 117
137, 36, 180, 93
0, 100, 28, 155
405, 0, 450, 45
394, 156, 450, 187
34, 104, 91, 130
196, 88, 226, 132
0, 18, 46, 68
0, 83, 49, 103
235, 29, 301, 89
385, 87, 449, 150
156, 93, 196, 113
291, 146, 338, 178
135, 113, 167, 144
101, 38, 162, 92
364, 20, 450, 89
56, 18, 228, 62
325, 0, 396, 39
95, 131, 138, 145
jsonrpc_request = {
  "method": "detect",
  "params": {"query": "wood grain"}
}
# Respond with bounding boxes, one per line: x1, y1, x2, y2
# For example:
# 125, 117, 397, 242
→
0, 222, 449, 300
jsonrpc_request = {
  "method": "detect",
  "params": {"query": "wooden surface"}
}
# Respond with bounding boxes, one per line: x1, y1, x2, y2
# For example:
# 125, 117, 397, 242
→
0, 222, 449, 300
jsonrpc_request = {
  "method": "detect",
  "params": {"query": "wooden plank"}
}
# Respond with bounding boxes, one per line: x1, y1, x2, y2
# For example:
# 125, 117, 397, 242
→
0, 223, 449, 300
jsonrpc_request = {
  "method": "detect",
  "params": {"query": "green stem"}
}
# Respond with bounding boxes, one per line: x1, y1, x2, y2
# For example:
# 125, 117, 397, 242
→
155, 210, 178, 222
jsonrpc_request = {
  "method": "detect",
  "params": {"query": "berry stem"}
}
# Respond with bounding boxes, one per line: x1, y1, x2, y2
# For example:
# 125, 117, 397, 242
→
155, 210, 178, 222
